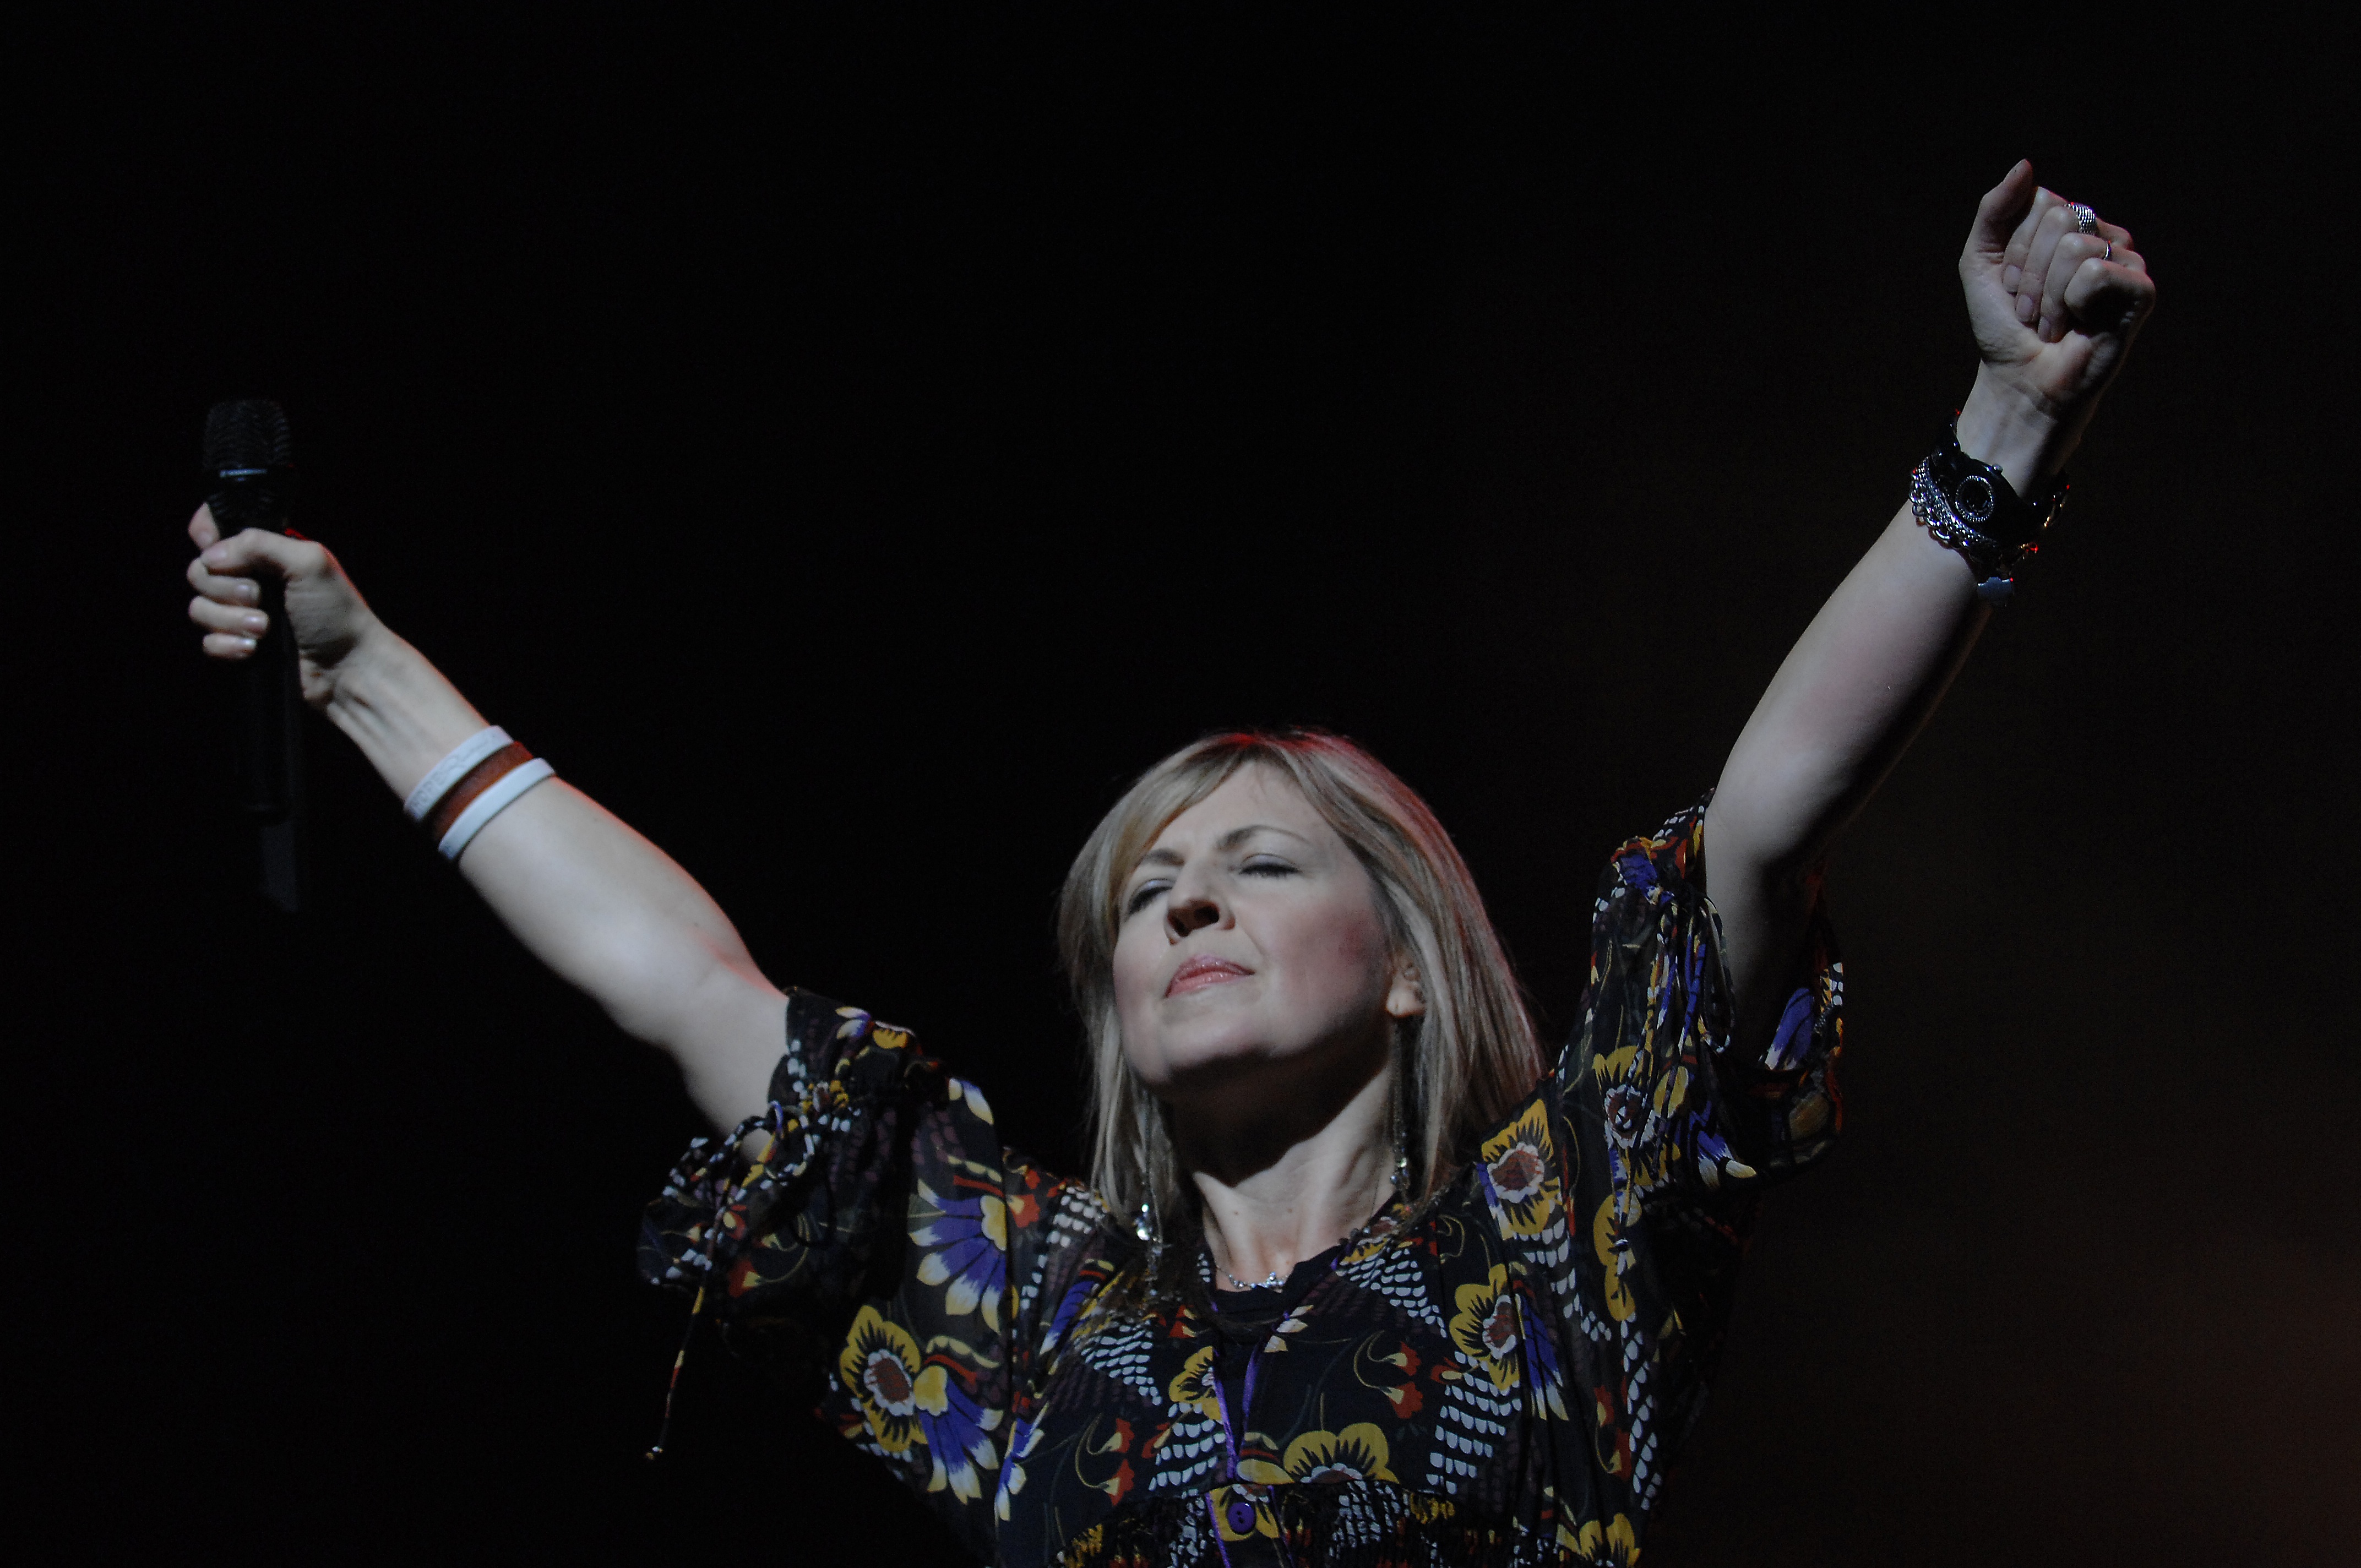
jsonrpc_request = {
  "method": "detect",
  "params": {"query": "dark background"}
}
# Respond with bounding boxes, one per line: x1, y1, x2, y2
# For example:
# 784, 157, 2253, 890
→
17, 9, 2357, 1564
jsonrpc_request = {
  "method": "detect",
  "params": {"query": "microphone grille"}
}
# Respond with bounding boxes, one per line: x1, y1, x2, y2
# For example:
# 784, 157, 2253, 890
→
204, 399, 294, 475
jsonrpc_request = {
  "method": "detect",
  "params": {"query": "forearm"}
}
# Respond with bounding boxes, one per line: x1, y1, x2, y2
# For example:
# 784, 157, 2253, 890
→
1702, 159, 2156, 1014
1708, 372, 2074, 1022
1713, 504, 1988, 886
322, 621, 496, 796
325, 629, 782, 1125
1706, 507, 1982, 1030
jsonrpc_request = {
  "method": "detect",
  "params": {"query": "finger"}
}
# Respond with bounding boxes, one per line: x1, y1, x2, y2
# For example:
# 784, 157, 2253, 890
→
2039, 232, 2112, 339
2061, 257, 2158, 336
2016, 199, 2080, 326
1968, 159, 2036, 266
186, 551, 260, 607
2003, 184, 2064, 296
188, 504, 221, 551
202, 630, 260, 661
197, 527, 328, 586
189, 594, 270, 638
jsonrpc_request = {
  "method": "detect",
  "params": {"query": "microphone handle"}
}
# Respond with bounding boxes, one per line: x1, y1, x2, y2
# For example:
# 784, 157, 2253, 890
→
205, 397, 306, 913
237, 540, 307, 913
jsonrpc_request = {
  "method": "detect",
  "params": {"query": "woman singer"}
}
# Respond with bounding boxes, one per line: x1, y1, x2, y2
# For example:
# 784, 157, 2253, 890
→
184, 165, 2154, 1565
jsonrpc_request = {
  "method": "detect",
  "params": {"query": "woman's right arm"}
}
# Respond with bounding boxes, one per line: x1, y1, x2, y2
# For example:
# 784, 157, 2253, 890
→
187, 507, 782, 1129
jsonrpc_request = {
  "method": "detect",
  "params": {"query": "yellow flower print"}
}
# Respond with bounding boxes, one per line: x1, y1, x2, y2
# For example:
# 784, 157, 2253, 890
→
1562, 1512, 1640, 1565
1590, 1040, 1639, 1086
836, 1306, 1001, 1499
839, 1306, 926, 1455
1167, 1344, 1222, 1421
1279, 1423, 1397, 1483
1649, 1061, 1691, 1121
1479, 1101, 1563, 1239
1448, 1264, 1523, 1392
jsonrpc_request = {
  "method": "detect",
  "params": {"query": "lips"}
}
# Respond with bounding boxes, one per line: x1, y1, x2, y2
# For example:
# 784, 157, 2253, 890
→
1166, 954, 1252, 998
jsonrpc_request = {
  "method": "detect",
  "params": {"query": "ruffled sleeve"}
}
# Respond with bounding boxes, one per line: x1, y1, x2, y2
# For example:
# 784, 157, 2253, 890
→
1570, 793, 1845, 1205
639, 989, 1114, 1559
1470, 796, 1845, 1528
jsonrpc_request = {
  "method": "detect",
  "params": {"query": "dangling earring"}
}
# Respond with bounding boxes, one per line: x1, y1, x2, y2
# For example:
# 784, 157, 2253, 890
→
1134, 1192, 1163, 1286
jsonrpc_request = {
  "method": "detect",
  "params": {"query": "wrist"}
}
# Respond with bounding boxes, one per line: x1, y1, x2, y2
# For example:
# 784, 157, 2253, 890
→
321, 615, 410, 724
324, 623, 493, 799
1955, 366, 2075, 492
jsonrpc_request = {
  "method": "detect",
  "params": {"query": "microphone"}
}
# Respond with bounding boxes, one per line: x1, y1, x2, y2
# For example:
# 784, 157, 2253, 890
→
204, 399, 306, 913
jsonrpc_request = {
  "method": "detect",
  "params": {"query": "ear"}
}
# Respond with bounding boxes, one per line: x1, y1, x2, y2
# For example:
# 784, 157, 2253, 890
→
1385, 958, 1426, 1020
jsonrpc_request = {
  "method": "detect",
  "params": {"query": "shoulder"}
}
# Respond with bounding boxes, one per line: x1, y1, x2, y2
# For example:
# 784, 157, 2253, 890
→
1594, 795, 1712, 914
773, 987, 942, 1105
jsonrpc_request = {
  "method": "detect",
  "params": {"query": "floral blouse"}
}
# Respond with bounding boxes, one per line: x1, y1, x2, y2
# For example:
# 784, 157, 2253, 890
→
640, 801, 1843, 1566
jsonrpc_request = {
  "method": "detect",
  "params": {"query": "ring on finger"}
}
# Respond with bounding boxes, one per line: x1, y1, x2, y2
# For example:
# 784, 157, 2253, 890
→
2070, 203, 2099, 234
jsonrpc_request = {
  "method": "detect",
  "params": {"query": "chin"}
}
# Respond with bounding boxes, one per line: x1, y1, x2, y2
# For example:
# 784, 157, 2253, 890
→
1127, 1021, 1297, 1098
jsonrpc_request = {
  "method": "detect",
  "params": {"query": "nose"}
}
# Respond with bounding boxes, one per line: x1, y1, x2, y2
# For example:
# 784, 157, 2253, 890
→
1164, 879, 1225, 941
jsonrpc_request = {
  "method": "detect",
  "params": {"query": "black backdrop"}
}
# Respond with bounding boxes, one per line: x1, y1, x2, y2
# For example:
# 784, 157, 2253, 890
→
18, 10, 2358, 1564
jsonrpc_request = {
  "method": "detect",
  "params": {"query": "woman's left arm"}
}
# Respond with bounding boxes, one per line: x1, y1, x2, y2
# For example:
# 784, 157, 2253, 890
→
1708, 160, 2157, 1039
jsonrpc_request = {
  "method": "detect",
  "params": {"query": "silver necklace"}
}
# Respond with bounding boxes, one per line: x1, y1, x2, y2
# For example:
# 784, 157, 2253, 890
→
1206, 1175, 1406, 1293
1215, 1257, 1286, 1292
1162, 1048, 1419, 1298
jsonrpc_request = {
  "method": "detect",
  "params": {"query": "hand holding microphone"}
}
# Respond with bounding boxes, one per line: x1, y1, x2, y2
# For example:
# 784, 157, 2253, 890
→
186, 399, 377, 910
185, 502, 377, 699
187, 431, 503, 898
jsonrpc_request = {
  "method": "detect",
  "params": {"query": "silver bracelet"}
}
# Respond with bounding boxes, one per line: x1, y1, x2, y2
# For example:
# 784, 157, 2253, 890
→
1909, 460, 2026, 606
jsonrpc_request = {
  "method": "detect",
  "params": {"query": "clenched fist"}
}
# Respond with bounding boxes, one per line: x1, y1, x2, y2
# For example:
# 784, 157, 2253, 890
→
1954, 160, 2158, 485
185, 508, 380, 709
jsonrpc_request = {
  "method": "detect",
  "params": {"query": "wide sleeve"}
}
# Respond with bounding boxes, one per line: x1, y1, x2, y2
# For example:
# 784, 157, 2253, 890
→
1471, 796, 1845, 1531
1568, 793, 1845, 1206
638, 989, 1111, 1560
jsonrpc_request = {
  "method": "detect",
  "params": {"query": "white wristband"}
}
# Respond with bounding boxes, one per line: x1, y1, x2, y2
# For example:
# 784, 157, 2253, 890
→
437, 758, 556, 861
404, 726, 513, 822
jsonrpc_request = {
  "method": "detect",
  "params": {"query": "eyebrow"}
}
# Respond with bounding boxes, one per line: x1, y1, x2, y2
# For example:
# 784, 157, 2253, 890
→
1131, 823, 1313, 871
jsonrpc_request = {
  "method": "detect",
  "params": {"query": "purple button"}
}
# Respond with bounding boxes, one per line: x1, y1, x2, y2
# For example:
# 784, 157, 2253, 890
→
1226, 1499, 1258, 1534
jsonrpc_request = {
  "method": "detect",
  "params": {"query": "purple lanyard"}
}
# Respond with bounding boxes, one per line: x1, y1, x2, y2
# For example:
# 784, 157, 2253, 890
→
1203, 1271, 1308, 1556
1204, 1316, 1264, 1561
1206, 1336, 1263, 1478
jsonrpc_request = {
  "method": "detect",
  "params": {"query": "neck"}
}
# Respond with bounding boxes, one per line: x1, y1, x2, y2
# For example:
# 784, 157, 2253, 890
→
1178, 1052, 1395, 1289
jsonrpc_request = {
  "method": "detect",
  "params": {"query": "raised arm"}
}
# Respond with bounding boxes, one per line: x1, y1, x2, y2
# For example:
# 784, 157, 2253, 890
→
186, 511, 782, 1128
1707, 161, 2156, 1037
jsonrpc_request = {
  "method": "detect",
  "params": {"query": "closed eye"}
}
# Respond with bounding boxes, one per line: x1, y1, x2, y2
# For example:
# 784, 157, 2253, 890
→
1123, 879, 1171, 918
1240, 856, 1298, 878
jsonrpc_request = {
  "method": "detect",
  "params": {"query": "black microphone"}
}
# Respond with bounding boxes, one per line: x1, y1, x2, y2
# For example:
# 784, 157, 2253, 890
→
204, 399, 306, 913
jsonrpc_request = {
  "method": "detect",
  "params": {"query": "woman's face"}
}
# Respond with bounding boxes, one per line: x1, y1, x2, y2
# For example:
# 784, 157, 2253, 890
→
1112, 766, 1421, 1112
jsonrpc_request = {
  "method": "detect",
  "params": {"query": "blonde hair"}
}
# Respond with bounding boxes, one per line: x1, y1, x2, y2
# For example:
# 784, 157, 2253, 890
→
1056, 728, 1543, 1231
